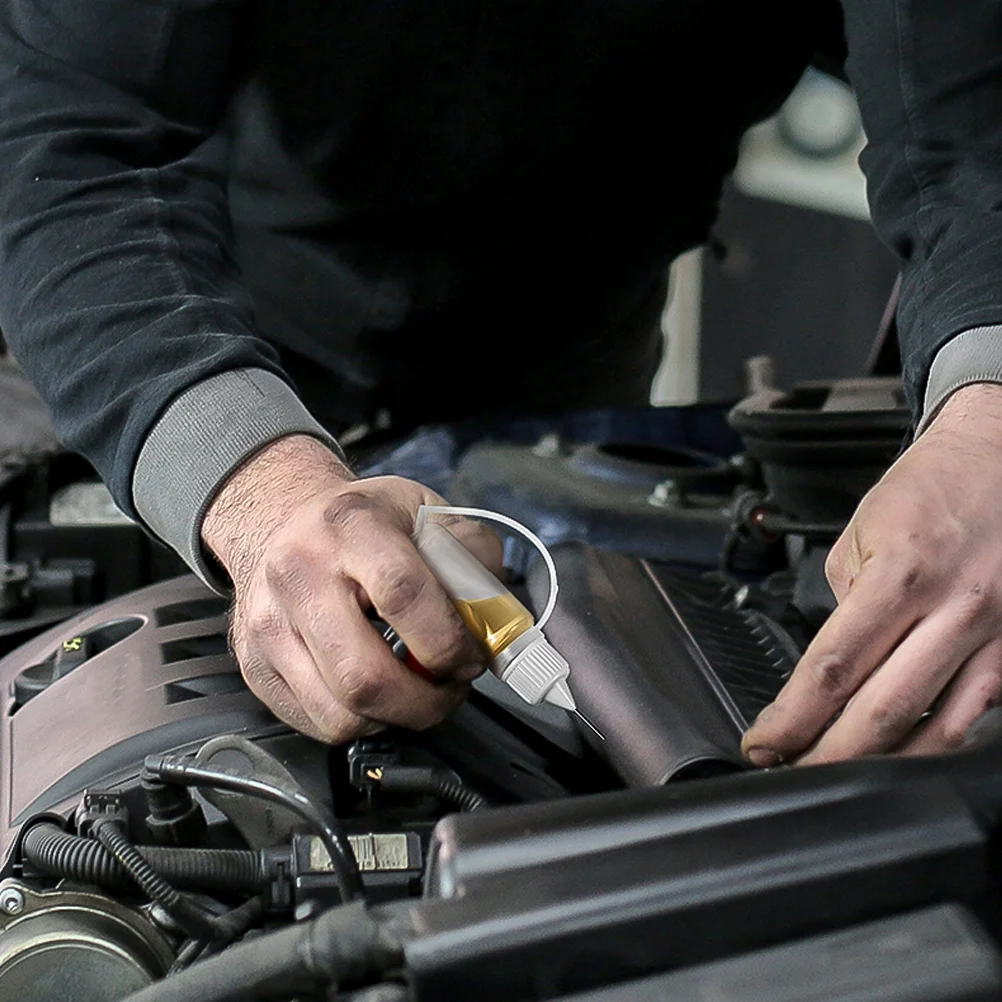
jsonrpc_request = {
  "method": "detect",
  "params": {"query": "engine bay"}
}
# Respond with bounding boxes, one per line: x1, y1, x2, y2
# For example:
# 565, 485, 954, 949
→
2, 372, 1001, 1002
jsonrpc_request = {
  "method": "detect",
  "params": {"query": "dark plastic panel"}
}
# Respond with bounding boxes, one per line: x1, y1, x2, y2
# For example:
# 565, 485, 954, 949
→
0, 576, 276, 869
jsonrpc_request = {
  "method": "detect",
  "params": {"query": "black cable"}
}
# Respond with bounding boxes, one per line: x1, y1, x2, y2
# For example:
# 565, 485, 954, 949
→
145, 754, 363, 902
372, 766, 486, 812
169, 896, 266, 975
119, 900, 410, 1002
755, 511, 846, 540
209, 893, 266, 945
92, 819, 219, 943
21, 823, 268, 893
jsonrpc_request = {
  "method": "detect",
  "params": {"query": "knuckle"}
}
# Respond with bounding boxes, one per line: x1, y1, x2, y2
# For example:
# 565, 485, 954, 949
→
811, 652, 852, 698
314, 704, 366, 745
413, 614, 476, 674
887, 553, 925, 594
264, 542, 315, 594
322, 491, 380, 537
956, 583, 993, 625
433, 624, 477, 669
240, 658, 301, 722
868, 694, 915, 745
244, 595, 286, 642
899, 563, 922, 593
981, 675, 1002, 712
964, 676, 1002, 737
372, 563, 427, 620
939, 721, 968, 751
336, 657, 385, 714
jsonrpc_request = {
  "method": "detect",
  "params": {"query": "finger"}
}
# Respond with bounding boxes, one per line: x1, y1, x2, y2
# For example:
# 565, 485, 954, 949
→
230, 596, 322, 739
742, 556, 925, 765
320, 493, 485, 677
241, 656, 324, 740
243, 646, 384, 743
433, 514, 505, 578
795, 600, 985, 764
899, 643, 1002, 757
281, 568, 471, 729
234, 596, 380, 742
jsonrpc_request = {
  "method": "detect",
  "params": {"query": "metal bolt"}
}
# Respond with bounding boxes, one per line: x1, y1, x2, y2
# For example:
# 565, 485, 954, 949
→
532, 433, 562, 458
0, 888, 25, 916
647, 479, 682, 508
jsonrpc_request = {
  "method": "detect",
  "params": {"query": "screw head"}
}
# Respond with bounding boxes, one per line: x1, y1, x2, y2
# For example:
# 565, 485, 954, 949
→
0, 888, 25, 916
647, 479, 682, 508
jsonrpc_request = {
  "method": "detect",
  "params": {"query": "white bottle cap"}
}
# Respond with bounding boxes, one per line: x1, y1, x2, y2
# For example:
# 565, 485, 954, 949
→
494, 627, 574, 709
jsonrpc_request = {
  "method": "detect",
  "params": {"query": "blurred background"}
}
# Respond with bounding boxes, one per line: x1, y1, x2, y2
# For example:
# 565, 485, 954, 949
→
652, 68, 899, 405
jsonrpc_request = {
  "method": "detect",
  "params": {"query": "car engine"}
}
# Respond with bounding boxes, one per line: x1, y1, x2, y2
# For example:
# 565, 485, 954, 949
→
2, 370, 1001, 1002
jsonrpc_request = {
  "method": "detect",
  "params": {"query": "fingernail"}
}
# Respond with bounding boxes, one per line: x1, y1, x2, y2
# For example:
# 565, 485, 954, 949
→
745, 747, 781, 768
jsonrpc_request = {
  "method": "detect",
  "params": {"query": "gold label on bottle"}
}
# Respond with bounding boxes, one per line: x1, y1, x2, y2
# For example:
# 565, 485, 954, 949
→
452, 594, 535, 658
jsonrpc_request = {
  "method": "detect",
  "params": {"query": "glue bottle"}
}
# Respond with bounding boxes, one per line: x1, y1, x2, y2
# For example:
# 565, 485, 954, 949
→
410, 506, 601, 737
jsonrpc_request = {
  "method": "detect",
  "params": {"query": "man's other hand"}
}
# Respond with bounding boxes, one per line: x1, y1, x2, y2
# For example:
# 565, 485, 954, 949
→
201, 435, 502, 743
742, 383, 1002, 766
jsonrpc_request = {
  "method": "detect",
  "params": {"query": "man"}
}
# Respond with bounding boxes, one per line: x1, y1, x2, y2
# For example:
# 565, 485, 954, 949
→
0, 0, 998, 762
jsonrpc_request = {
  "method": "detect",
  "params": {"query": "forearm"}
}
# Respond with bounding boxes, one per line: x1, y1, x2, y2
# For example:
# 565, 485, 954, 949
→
0, 0, 280, 518
841, 0, 1002, 419
0, 0, 352, 588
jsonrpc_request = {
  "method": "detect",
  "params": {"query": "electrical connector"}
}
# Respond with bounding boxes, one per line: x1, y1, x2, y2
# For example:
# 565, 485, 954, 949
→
347, 740, 401, 791
75, 790, 128, 838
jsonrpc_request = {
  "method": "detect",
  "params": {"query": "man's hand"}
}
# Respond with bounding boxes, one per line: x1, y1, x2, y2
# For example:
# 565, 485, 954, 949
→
742, 383, 1002, 766
201, 435, 503, 743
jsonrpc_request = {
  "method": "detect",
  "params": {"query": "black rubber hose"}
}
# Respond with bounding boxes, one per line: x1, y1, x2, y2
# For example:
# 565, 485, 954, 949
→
92, 819, 218, 943
377, 766, 487, 812
209, 894, 266, 946
22, 823, 268, 893
119, 900, 410, 1002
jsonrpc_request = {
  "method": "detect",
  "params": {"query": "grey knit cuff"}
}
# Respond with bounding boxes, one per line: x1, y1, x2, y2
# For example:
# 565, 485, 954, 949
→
918, 325, 1002, 435
133, 368, 344, 592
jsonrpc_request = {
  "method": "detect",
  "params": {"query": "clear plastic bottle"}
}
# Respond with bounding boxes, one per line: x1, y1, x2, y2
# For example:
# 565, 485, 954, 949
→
411, 518, 577, 712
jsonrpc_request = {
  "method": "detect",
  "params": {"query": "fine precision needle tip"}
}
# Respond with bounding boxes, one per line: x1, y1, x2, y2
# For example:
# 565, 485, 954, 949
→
572, 707, 605, 741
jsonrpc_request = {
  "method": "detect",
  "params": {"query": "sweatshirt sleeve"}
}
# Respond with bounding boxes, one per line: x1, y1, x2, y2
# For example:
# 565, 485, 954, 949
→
840, 0, 1002, 427
0, 0, 342, 585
